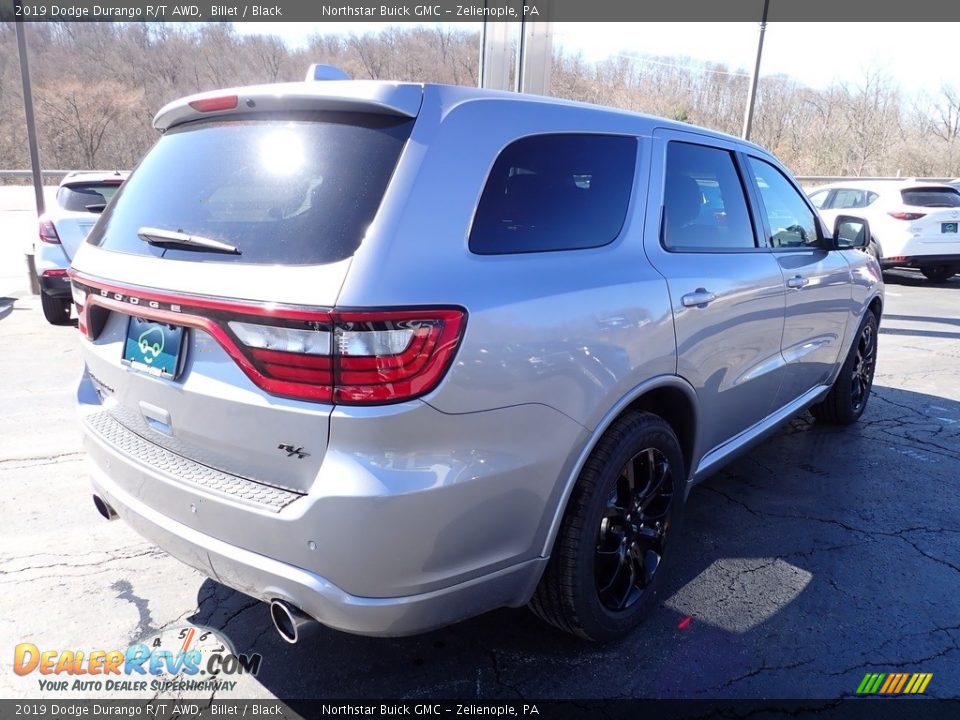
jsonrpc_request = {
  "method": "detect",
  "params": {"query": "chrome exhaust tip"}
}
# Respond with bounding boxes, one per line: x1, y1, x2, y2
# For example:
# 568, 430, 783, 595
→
93, 494, 118, 521
269, 599, 318, 644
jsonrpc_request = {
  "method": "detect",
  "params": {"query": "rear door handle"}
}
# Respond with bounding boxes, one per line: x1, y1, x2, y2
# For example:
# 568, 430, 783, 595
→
786, 275, 810, 289
681, 289, 717, 308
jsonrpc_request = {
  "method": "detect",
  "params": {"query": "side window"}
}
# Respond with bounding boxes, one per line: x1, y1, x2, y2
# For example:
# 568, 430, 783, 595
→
747, 157, 820, 249
468, 134, 637, 255
661, 141, 756, 250
831, 188, 876, 210
808, 189, 830, 209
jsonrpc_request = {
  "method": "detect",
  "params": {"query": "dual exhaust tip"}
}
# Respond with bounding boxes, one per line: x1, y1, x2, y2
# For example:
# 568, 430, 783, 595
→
94, 495, 319, 645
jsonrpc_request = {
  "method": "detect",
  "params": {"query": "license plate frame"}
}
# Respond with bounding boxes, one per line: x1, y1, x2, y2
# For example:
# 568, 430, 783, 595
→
121, 315, 186, 380
941, 222, 958, 234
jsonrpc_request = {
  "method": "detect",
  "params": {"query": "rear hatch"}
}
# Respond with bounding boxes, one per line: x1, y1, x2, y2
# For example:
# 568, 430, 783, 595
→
54, 180, 124, 260
894, 186, 960, 251
71, 86, 419, 494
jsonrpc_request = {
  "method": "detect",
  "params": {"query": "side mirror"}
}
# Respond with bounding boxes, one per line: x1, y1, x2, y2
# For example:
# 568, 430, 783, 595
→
831, 214, 871, 250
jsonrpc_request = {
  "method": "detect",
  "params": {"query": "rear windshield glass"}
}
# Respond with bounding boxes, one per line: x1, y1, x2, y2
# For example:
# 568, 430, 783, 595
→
57, 183, 122, 213
87, 113, 412, 265
901, 187, 960, 208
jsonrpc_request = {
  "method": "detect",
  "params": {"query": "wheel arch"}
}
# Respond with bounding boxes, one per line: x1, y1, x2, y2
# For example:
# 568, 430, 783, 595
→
540, 375, 699, 557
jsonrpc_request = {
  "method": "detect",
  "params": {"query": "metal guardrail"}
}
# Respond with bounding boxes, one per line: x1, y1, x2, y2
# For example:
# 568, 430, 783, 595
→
796, 176, 957, 186
0, 170, 120, 179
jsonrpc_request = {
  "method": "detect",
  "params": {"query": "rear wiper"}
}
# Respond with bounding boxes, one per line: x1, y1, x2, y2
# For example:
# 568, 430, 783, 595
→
85, 203, 107, 214
137, 227, 240, 255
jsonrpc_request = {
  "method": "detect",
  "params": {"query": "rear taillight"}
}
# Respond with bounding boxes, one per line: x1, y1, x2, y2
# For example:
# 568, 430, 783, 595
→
68, 273, 465, 406
41, 268, 67, 278
39, 217, 60, 244
888, 211, 926, 221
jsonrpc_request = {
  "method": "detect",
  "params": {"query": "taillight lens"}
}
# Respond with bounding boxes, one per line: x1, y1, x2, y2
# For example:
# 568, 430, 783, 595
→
334, 311, 465, 403
888, 211, 926, 221
70, 273, 467, 406
39, 217, 60, 244
229, 310, 464, 404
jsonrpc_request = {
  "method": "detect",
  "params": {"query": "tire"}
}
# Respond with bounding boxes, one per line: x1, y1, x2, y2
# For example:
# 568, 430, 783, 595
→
867, 240, 881, 263
810, 311, 878, 425
529, 412, 685, 642
920, 266, 955, 282
40, 291, 72, 325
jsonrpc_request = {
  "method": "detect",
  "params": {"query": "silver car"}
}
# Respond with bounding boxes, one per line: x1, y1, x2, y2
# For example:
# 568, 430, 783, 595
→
35, 171, 128, 324
71, 75, 883, 643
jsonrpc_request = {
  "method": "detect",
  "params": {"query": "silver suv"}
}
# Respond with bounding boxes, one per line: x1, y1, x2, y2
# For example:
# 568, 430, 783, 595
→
72, 76, 883, 643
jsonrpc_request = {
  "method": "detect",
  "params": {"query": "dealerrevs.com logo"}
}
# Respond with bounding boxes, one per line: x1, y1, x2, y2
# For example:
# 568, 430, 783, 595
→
13, 625, 262, 693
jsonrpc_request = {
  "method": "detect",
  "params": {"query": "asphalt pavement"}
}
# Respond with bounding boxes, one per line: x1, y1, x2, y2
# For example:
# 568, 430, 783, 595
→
1, 211, 958, 702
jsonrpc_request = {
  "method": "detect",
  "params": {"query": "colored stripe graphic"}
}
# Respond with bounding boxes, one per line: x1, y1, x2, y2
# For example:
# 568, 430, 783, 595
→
856, 672, 931, 694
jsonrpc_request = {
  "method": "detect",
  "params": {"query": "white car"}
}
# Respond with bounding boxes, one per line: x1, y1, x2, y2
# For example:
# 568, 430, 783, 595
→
809, 181, 960, 282
35, 171, 128, 324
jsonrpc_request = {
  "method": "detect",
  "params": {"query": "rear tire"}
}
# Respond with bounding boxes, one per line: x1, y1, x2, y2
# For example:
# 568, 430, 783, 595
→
40, 291, 71, 325
921, 266, 955, 282
810, 311, 878, 425
529, 412, 685, 642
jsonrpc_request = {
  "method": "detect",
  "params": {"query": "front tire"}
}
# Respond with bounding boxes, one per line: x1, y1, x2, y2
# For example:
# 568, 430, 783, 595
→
40, 291, 71, 325
921, 266, 955, 282
810, 311, 878, 425
529, 412, 685, 642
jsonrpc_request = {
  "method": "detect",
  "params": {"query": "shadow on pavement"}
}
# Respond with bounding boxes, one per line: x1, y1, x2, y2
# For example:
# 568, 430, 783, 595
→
187, 384, 960, 700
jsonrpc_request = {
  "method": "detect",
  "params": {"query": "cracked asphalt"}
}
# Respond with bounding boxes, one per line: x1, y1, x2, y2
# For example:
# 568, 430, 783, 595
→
1, 198, 959, 701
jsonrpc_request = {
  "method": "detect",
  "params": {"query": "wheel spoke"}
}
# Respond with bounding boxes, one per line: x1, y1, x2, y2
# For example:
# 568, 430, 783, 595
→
594, 445, 676, 613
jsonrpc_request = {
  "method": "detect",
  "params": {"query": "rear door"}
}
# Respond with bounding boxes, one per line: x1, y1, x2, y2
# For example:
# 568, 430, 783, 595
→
71, 108, 415, 493
645, 130, 786, 459
743, 154, 853, 406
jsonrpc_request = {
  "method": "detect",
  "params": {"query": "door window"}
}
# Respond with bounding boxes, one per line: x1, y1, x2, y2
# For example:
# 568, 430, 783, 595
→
747, 157, 820, 249
661, 142, 756, 250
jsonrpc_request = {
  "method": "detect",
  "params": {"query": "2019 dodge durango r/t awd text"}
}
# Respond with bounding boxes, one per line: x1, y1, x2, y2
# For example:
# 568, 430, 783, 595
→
71, 75, 883, 643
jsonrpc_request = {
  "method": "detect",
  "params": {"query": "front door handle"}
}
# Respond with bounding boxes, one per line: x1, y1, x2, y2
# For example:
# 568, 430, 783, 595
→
681, 289, 717, 308
786, 275, 810, 289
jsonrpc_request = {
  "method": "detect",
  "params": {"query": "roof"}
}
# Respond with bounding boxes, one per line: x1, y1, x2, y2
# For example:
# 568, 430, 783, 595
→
152, 79, 770, 155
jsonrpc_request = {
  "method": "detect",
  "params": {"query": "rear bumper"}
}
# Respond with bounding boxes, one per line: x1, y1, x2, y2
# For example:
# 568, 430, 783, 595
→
39, 273, 71, 297
881, 253, 960, 269
89, 460, 546, 637
77, 368, 584, 635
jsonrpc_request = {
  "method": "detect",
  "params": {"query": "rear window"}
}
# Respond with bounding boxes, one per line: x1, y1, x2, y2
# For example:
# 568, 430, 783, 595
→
57, 183, 122, 213
901, 187, 960, 208
468, 134, 637, 255
87, 113, 412, 265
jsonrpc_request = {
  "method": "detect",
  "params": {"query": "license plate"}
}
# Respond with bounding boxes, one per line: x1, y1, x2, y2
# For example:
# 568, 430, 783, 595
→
122, 316, 185, 379
942, 222, 958, 234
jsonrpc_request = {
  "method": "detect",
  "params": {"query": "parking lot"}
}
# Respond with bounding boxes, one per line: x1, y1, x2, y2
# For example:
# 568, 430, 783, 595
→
1, 205, 959, 700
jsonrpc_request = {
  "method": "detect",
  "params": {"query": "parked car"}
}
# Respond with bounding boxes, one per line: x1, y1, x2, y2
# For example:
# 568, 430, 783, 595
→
70, 74, 883, 643
809, 180, 960, 282
34, 171, 128, 323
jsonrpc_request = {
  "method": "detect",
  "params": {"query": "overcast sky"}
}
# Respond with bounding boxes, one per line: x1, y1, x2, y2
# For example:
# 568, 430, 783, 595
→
234, 21, 957, 100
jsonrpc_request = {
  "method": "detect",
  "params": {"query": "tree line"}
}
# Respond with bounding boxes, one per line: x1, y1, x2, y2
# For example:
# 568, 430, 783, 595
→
1, 22, 957, 178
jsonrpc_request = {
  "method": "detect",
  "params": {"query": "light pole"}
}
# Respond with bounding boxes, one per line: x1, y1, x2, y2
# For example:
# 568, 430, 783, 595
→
742, 0, 771, 141
15, 19, 44, 294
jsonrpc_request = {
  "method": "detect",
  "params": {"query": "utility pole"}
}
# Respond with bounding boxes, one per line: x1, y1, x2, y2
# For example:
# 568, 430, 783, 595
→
741, 0, 770, 141
15, 19, 44, 294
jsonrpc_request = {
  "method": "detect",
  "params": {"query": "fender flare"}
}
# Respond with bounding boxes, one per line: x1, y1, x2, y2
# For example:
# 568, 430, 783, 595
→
539, 374, 699, 557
